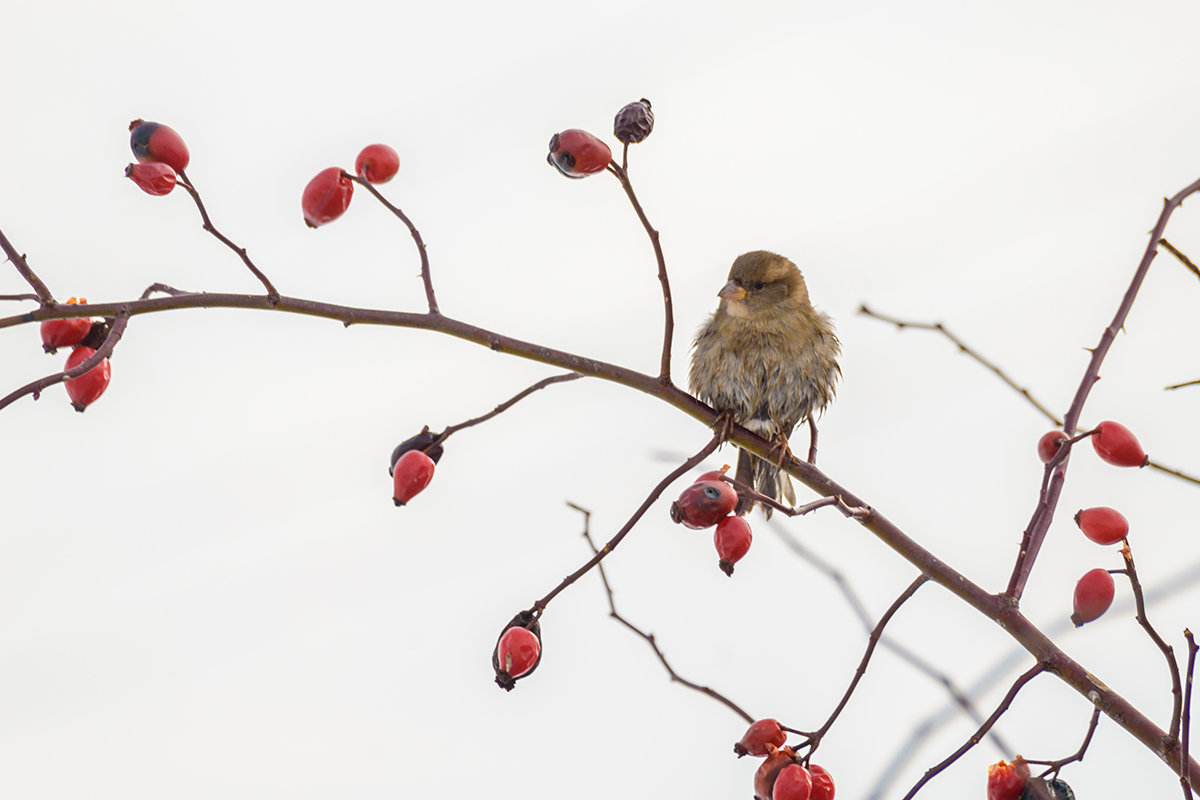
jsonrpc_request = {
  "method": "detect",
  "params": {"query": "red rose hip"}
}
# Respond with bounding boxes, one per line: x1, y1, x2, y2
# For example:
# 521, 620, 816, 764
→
40, 298, 92, 353
1074, 506, 1128, 545
1037, 430, 1069, 463
302, 167, 354, 228
547, 129, 612, 178
714, 515, 753, 576
986, 759, 1029, 800
772, 764, 812, 800
355, 144, 399, 184
735, 718, 787, 757
125, 162, 177, 196
1071, 568, 1115, 626
808, 765, 835, 800
754, 747, 798, 800
392, 450, 435, 506
129, 119, 190, 172
493, 611, 542, 691
64, 346, 111, 411
1090, 420, 1148, 467
670, 480, 737, 529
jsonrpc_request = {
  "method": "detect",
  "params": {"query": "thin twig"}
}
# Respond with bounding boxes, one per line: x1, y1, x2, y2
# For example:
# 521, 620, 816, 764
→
859, 305, 1061, 423
1161, 238, 1200, 280
569, 502, 754, 722
900, 663, 1046, 800
1165, 380, 1200, 391
346, 174, 439, 315
175, 170, 280, 303
1, 293, 40, 302
139, 283, 192, 300
793, 576, 929, 756
0, 227, 55, 306
1183, 629, 1197, 799
609, 161, 673, 382
1025, 707, 1101, 778
529, 433, 722, 615
0, 313, 129, 411
1119, 544, 1184, 743
431, 372, 584, 447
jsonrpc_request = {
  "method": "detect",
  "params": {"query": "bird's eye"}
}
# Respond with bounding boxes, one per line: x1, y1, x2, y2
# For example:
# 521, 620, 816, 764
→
753, 280, 765, 291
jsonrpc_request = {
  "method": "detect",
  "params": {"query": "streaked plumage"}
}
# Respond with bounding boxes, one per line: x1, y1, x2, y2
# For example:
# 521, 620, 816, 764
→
689, 251, 840, 515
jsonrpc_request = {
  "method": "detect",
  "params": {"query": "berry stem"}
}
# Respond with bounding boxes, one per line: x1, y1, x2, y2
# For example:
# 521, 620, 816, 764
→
608, 161, 674, 384
1182, 629, 1197, 799
346, 174, 439, 315
1120, 544, 1185, 744
175, 171, 281, 304
430, 372, 583, 448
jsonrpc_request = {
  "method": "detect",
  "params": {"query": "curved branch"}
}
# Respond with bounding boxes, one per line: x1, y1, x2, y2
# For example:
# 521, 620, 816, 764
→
0, 313, 129, 410
346, 174, 439, 314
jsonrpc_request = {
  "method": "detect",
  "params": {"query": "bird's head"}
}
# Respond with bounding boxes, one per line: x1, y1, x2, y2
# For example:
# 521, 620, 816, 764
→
718, 250, 809, 319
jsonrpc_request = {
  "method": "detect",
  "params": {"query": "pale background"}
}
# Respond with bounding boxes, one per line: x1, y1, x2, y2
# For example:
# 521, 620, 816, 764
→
3, 1, 1200, 797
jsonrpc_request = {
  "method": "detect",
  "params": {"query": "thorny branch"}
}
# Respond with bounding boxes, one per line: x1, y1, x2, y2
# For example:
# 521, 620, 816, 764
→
570, 502, 754, 723
0, 227, 55, 306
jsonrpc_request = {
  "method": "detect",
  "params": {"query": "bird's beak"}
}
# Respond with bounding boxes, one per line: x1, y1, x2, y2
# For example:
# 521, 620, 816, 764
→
718, 281, 747, 302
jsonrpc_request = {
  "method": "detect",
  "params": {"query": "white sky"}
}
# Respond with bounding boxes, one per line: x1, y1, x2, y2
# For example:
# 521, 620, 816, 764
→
3, 1, 1200, 798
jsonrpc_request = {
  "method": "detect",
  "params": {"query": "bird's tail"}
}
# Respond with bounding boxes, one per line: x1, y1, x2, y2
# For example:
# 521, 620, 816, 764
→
734, 448, 795, 518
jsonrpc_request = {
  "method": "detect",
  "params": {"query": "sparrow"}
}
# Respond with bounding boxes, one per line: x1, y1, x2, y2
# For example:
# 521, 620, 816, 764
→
689, 251, 841, 515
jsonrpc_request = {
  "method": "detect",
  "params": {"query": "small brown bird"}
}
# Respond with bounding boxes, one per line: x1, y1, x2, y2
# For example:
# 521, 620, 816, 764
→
689, 251, 841, 515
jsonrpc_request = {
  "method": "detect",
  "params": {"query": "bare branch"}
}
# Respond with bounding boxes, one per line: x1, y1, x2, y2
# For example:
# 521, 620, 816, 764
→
432, 372, 584, 447
1161, 238, 1200, 280
901, 663, 1046, 800
570, 501, 754, 723
1118, 544, 1184, 743
1183, 629, 1197, 799
0, 313, 129, 411
0, 227, 55, 306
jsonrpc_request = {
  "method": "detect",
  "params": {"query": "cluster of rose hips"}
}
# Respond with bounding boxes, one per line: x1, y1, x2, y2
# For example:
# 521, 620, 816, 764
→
1037, 420, 1148, 626
491, 610, 543, 691
546, 98, 654, 179
37, 298, 112, 411
670, 466, 754, 575
734, 719, 835, 800
988, 758, 1074, 800
389, 428, 442, 506
301, 144, 400, 228
125, 119, 190, 196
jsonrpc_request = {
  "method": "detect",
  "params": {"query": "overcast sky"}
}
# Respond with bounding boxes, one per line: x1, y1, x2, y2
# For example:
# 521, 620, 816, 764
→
3, 1, 1200, 798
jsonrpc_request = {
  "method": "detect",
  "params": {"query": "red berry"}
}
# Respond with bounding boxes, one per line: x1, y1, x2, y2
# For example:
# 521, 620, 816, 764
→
714, 515, 753, 576
754, 747, 798, 800
808, 765, 835, 800
773, 765, 812, 800
129, 119, 190, 172
40, 298, 92, 353
64, 346, 111, 411
392, 450, 435, 506
1037, 431, 1069, 463
1071, 568, 1115, 626
1074, 506, 1129, 545
355, 144, 400, 184
546, 129, 612, 178
493, 612, 543, 691
695, 466, 731, 483
669, 480, 738, 529
302, 167, 354, 228
986, 759, 1029, 800
389, 428, 443, 476
735, 719, 787, 757
1091, 420, 1148, 467
125, 161, 177, 196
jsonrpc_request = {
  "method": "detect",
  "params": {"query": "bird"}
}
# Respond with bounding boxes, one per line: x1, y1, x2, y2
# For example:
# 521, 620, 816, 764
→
689, 250, 841, 516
